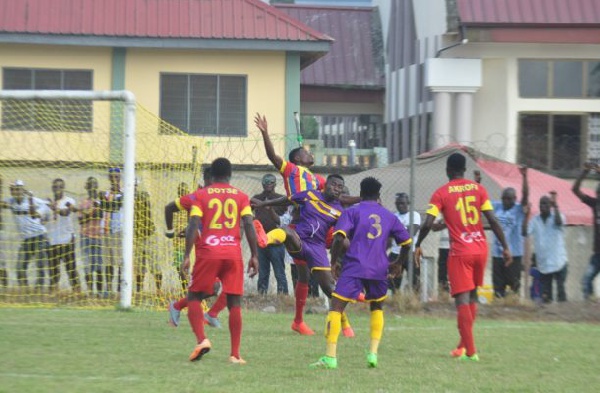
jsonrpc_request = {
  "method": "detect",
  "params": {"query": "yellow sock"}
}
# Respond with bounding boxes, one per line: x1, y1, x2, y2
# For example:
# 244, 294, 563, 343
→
369, 309, 384, 354
341, 312, 351, 329
266, 228, 287, 245
325, 311, 342, 358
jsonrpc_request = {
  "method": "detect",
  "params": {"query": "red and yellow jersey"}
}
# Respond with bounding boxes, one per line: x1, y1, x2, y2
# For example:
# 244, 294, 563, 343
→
279, 160, 326, 196
426, 178, 493, 256
189, 183, 252, 259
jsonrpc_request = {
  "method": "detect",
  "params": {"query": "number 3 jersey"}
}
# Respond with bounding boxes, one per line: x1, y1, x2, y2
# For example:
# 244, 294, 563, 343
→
189, 183, 252, 259
426, 178, 493, 256
334, 201, 411, 280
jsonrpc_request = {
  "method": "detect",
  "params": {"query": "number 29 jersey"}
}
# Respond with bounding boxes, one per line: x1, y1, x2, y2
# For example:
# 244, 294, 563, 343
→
426, 178, 493, 256
189, 182, 253, 259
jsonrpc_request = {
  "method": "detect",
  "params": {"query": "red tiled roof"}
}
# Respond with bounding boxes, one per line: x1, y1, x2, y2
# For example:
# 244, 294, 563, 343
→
0, 0, 332, 41
458, 0, 600, 26
276, 4, 383, 88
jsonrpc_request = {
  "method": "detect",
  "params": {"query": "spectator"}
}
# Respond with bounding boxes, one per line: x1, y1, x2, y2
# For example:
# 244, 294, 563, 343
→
78, 176, 104, 296
253, 174, 288, 295
100, 167, 123, 294
133, 178, 161, 293
491, 166, 529, 298
46, 178, 80, 292
523, 193, 567, 303
388, 192, 421, 293
572, 162, 600, 300
0, 180, 50, 290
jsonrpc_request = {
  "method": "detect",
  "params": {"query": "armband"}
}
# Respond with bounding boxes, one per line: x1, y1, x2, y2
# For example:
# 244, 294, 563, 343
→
165, 229, 175, 239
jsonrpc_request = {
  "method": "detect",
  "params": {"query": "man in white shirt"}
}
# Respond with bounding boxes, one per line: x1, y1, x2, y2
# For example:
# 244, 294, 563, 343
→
46, 178, 80, 292
0, 180, 50, 290
388, 193, 421, 293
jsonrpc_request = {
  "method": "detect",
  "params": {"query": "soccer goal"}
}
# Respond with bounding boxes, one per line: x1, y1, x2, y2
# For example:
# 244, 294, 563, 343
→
0, 90, 205, 309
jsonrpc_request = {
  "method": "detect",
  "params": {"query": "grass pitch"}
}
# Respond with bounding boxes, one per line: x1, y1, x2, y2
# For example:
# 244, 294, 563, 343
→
1, 307, 599, 393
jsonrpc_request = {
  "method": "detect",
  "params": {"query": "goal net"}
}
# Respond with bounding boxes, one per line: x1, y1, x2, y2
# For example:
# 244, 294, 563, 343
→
0, 90, 215, 310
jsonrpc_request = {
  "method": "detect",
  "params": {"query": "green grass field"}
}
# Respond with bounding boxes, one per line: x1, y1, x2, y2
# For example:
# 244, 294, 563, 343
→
1, 307, 599, 393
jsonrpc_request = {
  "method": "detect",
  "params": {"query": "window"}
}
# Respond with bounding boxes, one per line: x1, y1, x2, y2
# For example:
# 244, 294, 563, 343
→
519, 60, 600, 98
2, 68, 93, 131
518, 113, 586, 176
160, 73, 247, 136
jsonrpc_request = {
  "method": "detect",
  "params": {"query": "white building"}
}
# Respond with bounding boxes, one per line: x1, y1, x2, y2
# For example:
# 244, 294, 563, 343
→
375, 0, 600, 176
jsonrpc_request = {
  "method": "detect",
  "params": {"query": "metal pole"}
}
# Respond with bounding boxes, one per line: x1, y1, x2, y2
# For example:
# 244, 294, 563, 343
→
120, 91, 136, 309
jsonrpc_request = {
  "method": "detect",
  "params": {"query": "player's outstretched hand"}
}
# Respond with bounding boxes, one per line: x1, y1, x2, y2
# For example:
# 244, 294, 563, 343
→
254, 113, 268, 134
247, 255, 259, 278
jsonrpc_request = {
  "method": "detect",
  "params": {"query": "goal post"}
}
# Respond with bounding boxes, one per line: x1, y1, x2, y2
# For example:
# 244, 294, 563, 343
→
0, 90, 137, 308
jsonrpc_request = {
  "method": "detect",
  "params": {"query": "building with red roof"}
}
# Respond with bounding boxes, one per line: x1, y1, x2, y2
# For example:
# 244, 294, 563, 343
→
376, 0, 600, 176
0, 0, 333, 164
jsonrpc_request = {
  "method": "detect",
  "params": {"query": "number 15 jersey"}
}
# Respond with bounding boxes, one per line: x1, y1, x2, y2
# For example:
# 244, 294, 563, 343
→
189, 182, 253, 259
426, 178, 493, 256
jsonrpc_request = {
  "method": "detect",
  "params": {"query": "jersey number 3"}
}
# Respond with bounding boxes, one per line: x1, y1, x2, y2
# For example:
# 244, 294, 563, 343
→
208, 198, 238, 229
368, 214, 382, 239
455, 196, 479, 226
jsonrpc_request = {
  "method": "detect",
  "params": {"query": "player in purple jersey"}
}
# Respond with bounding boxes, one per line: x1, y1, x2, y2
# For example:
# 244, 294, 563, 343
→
252, 174, 355, 337
310, 177, 412, 370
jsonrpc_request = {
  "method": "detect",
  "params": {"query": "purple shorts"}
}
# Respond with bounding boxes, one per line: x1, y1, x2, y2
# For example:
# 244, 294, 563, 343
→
290, 239, 330, 271
333, 273, 388, 302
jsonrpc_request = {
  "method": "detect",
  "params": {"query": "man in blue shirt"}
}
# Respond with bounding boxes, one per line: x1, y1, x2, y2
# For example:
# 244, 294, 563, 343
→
491, 166, 528, 298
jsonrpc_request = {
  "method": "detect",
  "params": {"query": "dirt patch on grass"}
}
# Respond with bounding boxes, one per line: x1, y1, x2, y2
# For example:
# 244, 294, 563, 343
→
242, 293, 600, 323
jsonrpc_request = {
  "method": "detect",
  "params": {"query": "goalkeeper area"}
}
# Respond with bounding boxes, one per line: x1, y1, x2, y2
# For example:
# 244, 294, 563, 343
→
0, 91, 275, 310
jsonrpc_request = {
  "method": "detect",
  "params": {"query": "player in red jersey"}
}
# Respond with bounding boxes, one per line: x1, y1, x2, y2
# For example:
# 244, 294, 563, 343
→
414, 153, 511, 361
183, 158, 258, 364
164, 167, 227, 329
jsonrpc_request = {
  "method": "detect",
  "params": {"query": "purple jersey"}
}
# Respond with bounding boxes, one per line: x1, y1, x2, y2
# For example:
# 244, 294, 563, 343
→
334, 200, 411, 280
291, 190, 343, 242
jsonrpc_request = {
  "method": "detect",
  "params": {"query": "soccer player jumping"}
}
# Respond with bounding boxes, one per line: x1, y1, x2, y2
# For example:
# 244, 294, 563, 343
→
310, 177, 412, 369
182, 158, 259, 364
252, 174, 356, 337
414, 153, 511, 361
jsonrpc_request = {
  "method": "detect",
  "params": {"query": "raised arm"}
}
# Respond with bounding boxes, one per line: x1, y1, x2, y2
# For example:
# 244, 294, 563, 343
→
572, 162, 596, 200
254, 113, 284, 170
242, 215, 259, 278
519, 165, 529, 207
